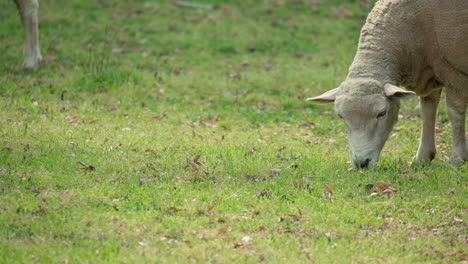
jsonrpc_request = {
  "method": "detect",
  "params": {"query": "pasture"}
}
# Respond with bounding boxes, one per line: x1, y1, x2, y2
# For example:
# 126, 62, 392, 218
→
0, 0, 466, 262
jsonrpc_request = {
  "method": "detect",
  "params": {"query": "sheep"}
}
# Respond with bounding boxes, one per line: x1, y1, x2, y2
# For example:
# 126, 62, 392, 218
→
13, 0, 42, 71
308, 0, 468, 168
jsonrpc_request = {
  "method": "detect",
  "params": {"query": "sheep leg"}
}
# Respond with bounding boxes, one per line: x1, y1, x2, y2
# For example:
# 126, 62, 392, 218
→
446, 89, 468, 164
415, 89, 441, 162
14, 0, 42, 71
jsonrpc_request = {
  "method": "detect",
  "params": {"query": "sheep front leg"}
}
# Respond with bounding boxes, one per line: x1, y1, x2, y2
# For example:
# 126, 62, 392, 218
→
415, 89, 441, 162
14, 0, 42, 71
446, 90, 468, 164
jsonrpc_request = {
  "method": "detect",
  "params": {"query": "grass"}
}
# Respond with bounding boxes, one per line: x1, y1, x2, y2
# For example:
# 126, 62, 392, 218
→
0, 0, 466, 263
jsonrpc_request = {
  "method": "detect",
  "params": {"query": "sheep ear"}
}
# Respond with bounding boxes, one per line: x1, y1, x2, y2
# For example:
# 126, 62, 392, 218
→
307, 88, 339, 104
384, 84, 415, 99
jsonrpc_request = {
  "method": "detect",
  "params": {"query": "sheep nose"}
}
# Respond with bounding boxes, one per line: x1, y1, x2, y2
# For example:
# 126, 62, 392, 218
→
353, 158, 371, 168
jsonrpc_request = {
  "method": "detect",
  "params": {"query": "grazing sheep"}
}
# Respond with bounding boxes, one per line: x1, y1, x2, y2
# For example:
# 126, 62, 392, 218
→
13, 0, 42, 71
308, 0, 468, 168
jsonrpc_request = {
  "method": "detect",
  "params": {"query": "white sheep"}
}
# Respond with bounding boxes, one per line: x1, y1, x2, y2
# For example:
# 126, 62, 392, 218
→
13, 0, 42, 71
308, 0, 468, 168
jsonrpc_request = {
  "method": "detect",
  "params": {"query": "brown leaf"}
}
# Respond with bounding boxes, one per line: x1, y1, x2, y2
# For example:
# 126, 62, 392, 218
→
247, 148, 256, 156
293, 181, 299, 188
374, 182, 389, 187
184, 155, 204, 170
258, 226, 266, 231
207, 204, 215, 212
288, 214, 301, 222
145, 149, 156, 153
233, 242, 243, 248
193, 154, 204, 166
301, 120, 315, 128
88, 119, 99, 124
323, 184, 334, 200
77, 161, 96, 171
324, 184, 334, 193
168, 207, 181, 212
367, 182, 398, 197
218, 224, 231, 235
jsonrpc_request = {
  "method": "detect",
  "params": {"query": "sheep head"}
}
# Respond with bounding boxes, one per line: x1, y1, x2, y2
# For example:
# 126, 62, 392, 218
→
308, 79, 415, 168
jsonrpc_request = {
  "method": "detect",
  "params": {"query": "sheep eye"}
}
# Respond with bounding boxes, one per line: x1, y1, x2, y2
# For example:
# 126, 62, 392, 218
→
377, 111, 386, 118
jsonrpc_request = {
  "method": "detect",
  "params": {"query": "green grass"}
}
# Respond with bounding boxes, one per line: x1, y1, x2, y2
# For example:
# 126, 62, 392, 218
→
0, 0, 466, 263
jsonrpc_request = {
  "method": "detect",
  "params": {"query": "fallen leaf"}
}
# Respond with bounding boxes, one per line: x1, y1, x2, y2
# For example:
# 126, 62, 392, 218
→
193, 154, 203, 166
288, 214, 300, 222
247, 148, 256, 156
218, 224, 231, 235
374, 182, 389, 187
160, 236, 178, 243
324, 184, 334, 193
301, 121, 315, 128
168, 207, 181, 212
77, 161, 96, 171
241, 236, 253, 243
207, 204, 215, 212
145, 149, 156, 153
367, 181, 398, 197
138, 241, 148, 247
233, 242, 243, 248
323, 184, 333, 200
88, 119, 99, 124
258, 226, 266, 231
252, 208, 261, 215
269, 168, 282, 176
184, 155, 204, 170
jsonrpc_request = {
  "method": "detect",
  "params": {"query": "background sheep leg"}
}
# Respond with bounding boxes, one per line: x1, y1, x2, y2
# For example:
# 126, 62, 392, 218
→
446, 89, 468, 164
13, 0, 42, 71
415, 89, 441, 162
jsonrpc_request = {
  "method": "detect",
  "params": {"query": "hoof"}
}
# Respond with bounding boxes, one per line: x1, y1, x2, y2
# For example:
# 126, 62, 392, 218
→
23, 54, 43, 71
414, 150, 436, 163
448, 157, 467, 165
449, 150, 468, 165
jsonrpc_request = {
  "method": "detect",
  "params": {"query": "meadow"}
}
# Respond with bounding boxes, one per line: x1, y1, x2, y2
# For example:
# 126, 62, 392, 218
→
0, 0, 466, 262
